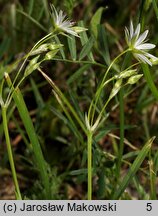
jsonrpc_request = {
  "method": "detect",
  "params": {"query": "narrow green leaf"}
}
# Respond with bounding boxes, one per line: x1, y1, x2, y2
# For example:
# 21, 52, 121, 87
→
152, 0, 158, 21
113, 137, 154, 199
90, 7, 104, 39
28, 0, 34, 15
142, 63, 158, 100
78, 21, 94, 61
98, 25, 110, 65
78, 21, 89, 45
55, 36, 66, 59
67, 36, 77, 60
79, 36, 95, 60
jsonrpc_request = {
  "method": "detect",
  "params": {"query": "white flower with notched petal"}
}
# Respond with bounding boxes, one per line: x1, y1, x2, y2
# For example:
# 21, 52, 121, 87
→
50, 4, 86, 37
125, 21, 157, 66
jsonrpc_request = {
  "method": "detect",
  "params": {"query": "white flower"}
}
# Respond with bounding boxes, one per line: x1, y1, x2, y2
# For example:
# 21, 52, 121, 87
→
125, 21, 157, 66
50, 4, 79, 37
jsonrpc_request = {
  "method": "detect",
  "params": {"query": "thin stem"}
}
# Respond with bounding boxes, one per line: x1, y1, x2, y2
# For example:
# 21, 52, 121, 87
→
53, 58, 107, 69
1, 105, 22, 200
97, 98, 110, 121
87, 131, 93, 200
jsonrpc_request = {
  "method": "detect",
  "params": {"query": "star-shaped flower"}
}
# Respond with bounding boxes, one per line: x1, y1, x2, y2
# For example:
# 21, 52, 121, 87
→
50, 4, 86, 37
125, 21, 157, 66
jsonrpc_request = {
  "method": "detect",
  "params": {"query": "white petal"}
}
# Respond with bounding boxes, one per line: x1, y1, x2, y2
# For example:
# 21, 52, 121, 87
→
144, 52, 157, 60
51, 4, 58, 21
134, 23, 140, 39
125, 27, 130, 43
134, 53, 152, 65
135, 30, 148, 46
136, 43, 155, 50
130, 21, 134, 39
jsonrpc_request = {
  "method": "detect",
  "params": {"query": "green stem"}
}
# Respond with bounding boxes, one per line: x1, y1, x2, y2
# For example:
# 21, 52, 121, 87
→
1, 105, 22, 200
53, 58, 107, 69
87, 131, 93, 200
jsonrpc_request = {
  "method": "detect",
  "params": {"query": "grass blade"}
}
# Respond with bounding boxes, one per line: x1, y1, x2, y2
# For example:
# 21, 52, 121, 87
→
78, 21, 94, 61
90, 7, 104, 39
142, 63, 158, 100
98, 25, 110, 65
79, 36, 95, 60
67, 36, 77, 60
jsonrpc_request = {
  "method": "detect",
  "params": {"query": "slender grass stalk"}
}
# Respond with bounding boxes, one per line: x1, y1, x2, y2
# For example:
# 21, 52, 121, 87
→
1, 105, 22, 200
87, 131, 93, 200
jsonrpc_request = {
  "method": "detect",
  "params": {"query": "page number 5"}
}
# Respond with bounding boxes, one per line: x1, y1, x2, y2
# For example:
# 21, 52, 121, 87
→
146, 203, 152, 211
